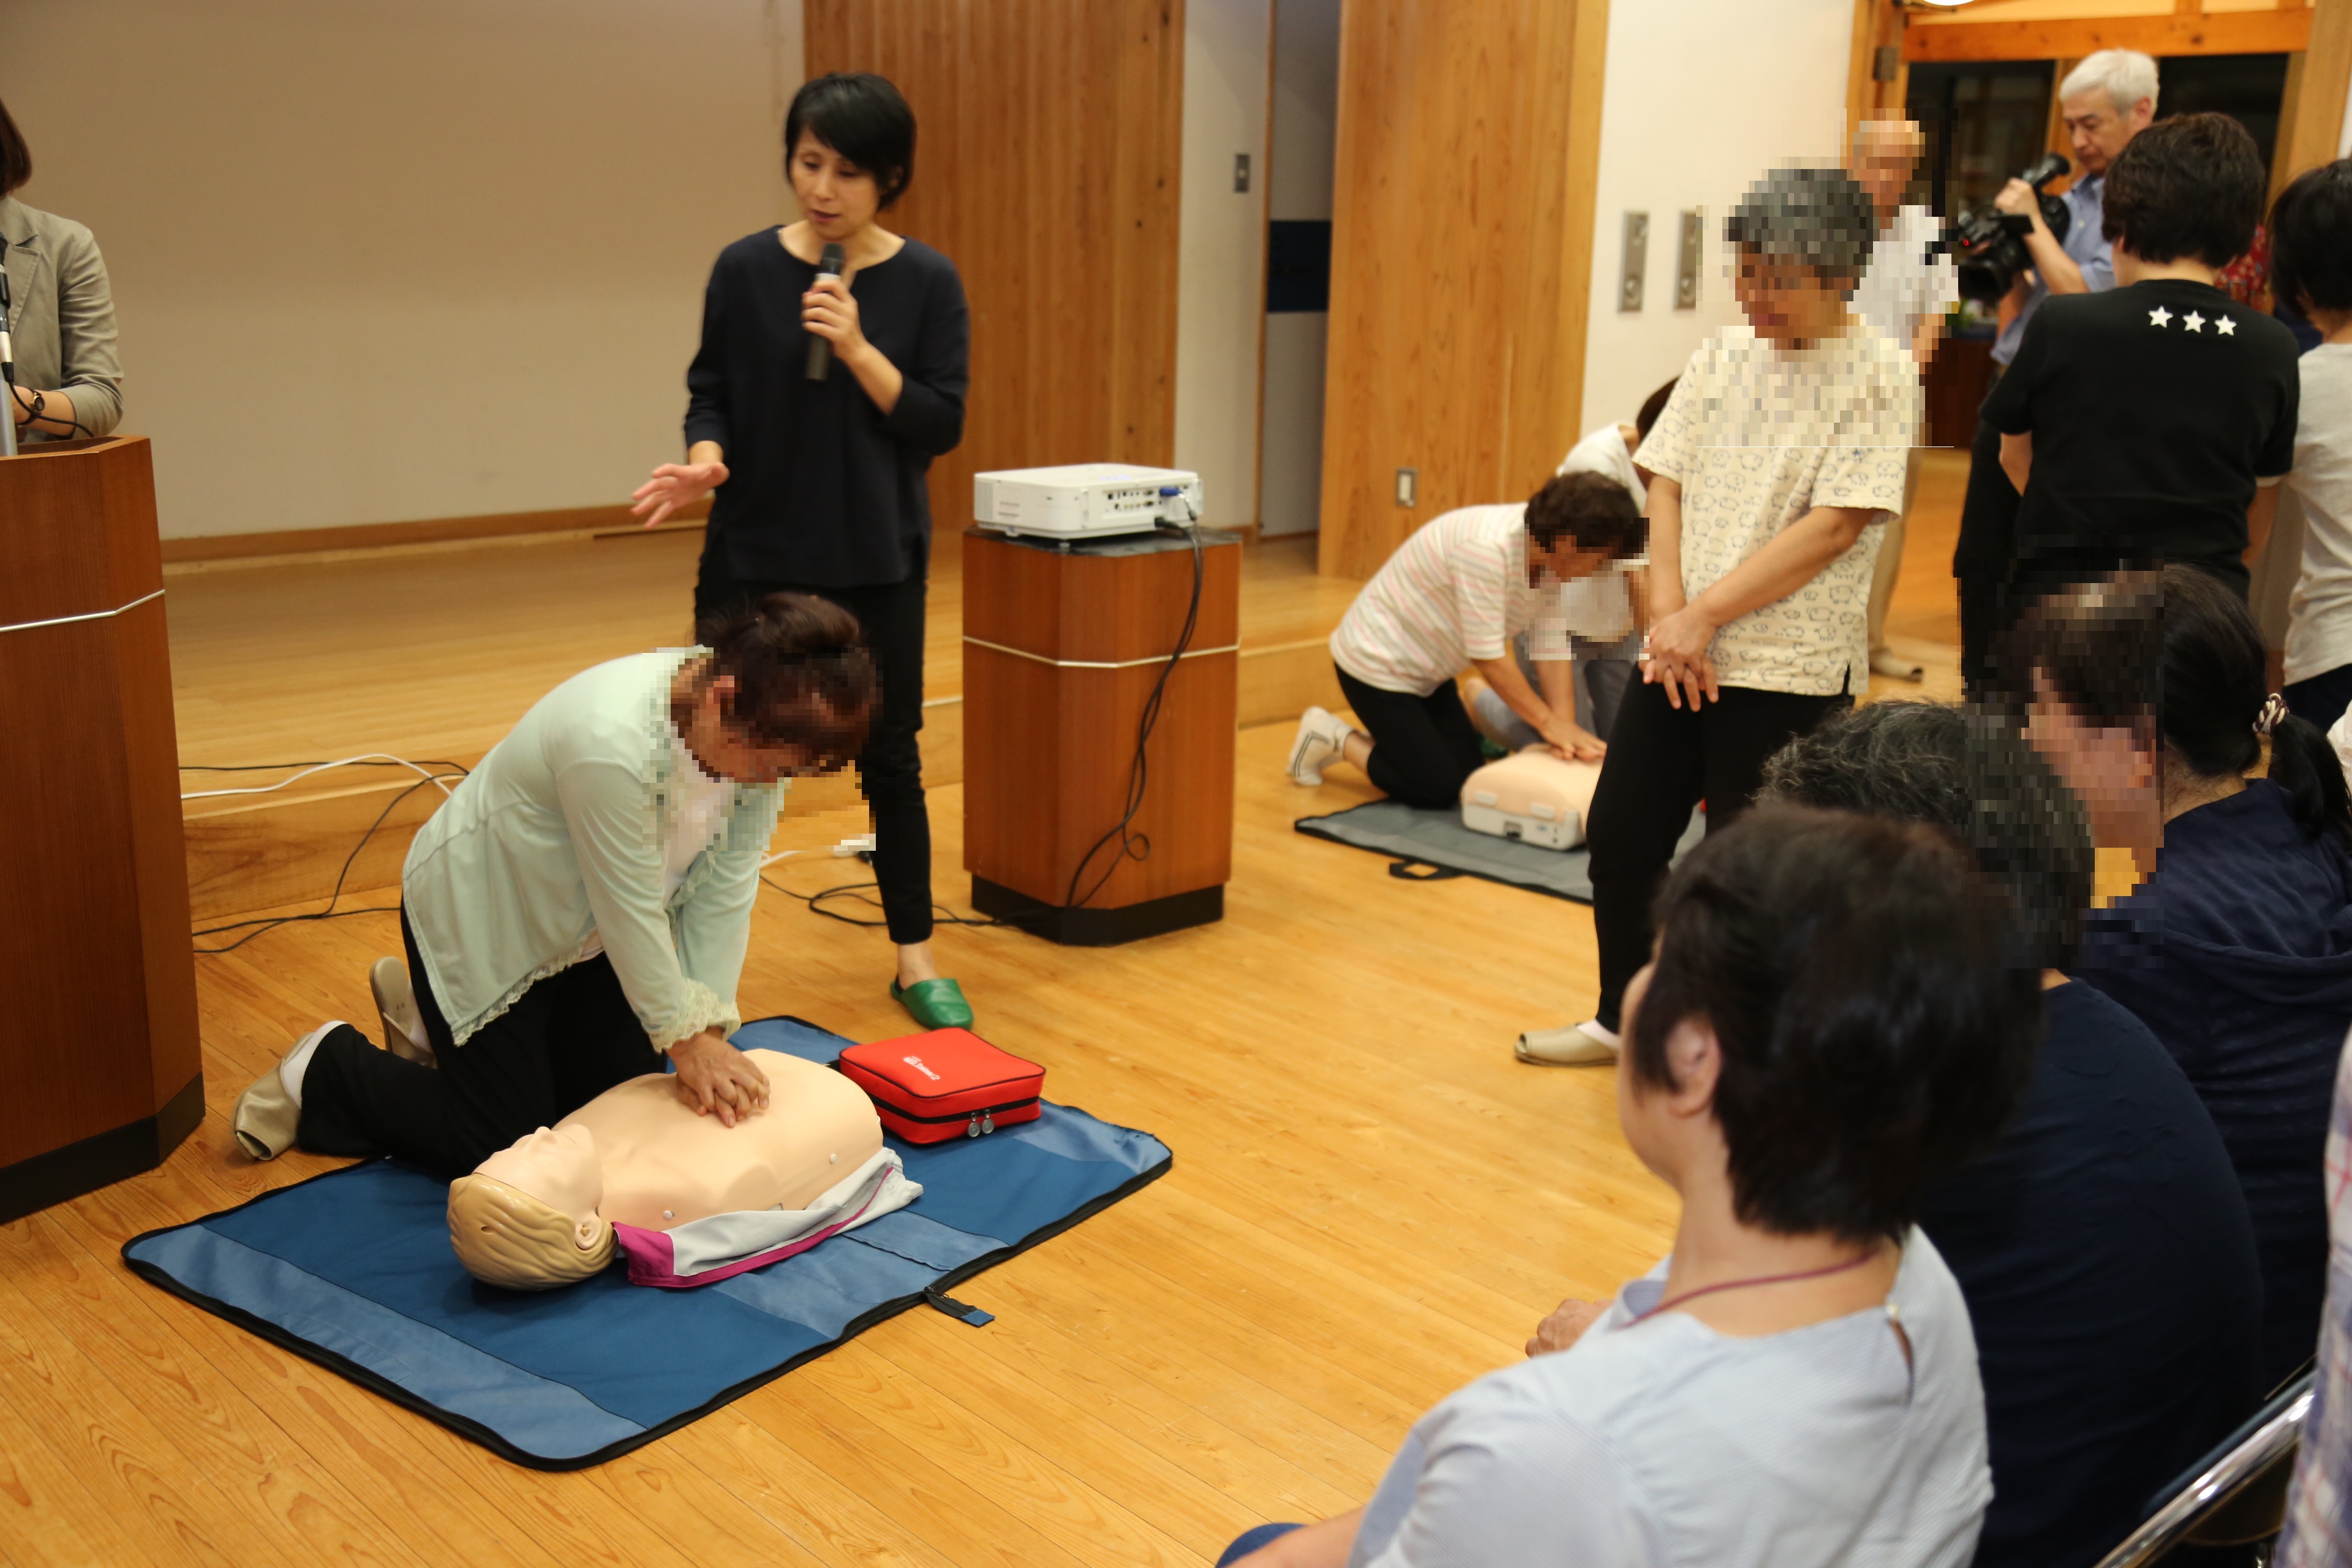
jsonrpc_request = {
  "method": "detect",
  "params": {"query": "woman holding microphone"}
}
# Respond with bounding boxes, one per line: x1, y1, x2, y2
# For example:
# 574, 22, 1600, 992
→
634, 72, 974, 1030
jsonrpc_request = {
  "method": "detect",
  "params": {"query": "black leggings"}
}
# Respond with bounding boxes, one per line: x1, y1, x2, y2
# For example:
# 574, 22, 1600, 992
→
1336, 665, 1487, 810
1585, 678, 1851, 1031
295, 910, 663, 1178
696, 551, 934, 945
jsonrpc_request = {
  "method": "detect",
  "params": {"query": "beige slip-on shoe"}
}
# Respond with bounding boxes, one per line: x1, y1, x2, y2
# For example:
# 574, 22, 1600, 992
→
372, 956, 435, 1066
231, 1020, 343, 1160
1515, 1022, 1620, 1066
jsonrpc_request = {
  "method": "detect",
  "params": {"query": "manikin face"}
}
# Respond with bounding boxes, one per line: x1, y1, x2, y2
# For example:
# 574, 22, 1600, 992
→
2062, 89, 2152, 179
790, 130, 884, 245
479, 1124, 606, 1250
1733, 249, 1852, 347
2023, 672, 2161, 852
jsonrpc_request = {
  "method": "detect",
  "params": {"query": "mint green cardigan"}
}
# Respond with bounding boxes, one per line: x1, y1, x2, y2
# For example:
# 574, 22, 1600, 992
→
401, 650, 785, 1050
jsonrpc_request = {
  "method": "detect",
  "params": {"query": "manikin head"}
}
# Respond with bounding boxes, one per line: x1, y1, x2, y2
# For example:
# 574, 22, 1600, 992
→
1725, 165, 1875, 346
2059, 50, 2158, 180
448, 1124, 614, 1291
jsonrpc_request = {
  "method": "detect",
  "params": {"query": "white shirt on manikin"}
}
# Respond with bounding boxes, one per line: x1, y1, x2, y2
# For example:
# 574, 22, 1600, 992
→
2285, 345, 2352, 687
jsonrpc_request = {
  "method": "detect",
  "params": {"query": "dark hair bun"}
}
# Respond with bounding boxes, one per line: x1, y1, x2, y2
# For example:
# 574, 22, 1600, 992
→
697, 592, 878, 769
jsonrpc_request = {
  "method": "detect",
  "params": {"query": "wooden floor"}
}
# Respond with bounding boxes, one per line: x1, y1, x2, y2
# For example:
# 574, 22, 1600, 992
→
1, 461, 1968, 1568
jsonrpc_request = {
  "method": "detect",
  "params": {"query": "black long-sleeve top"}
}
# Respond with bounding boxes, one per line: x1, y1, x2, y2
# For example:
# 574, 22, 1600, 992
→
684, 230, 969, 587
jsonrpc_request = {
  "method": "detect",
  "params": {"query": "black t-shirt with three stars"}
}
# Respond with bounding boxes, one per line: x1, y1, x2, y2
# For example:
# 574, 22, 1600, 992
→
1983, 277, 2299, 597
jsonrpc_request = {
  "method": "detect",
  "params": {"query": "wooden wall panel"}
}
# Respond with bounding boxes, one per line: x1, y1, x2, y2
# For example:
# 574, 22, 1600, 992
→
804, 1, 1186, 536
1315, 0, 1609, 581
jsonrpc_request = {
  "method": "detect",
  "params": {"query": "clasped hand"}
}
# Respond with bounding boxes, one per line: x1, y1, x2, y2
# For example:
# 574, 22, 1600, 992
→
1641, 602, 1720, 709
1992, 178, 2048, 236
668, 1029, 771, 1128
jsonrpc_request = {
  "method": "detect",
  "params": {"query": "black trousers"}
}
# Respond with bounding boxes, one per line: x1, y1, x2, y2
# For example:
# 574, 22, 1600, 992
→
696, 547, 934, 945
1585, 679, 1852, 1031
1336, 665, 1487, 810
296, 911, 663, 1178
2287, 662, 2352, 735
1956, 413, 2022, 695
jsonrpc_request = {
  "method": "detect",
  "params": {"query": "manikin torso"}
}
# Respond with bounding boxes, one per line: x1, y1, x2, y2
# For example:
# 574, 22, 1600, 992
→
477, 1049, 883, 1232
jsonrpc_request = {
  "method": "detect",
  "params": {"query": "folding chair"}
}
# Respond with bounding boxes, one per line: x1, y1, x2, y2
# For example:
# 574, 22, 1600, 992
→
2094, 1370, 2315, 1567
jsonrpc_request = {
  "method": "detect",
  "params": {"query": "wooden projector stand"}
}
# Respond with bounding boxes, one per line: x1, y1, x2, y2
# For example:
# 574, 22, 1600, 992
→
962, 527, 1241, 945
0, 437, 203, 1224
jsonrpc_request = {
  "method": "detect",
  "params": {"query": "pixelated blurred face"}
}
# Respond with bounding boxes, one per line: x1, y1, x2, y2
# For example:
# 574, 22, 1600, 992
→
2024, 673, 2158, 848
1531, 539, 1618, 587
1733, 248, 1852, 345
1852, 127, 1922, 216
2061, 89, 2149, 178
696, 720, 827, 786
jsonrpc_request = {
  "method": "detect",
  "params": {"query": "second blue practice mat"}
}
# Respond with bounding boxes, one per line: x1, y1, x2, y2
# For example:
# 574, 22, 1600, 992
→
1295, 801, 1704, 903
123, 1017, 1171, 1469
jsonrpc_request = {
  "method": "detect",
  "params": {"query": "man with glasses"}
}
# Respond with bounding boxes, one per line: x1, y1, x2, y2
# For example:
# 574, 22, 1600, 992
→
1955, 48, 2157, 689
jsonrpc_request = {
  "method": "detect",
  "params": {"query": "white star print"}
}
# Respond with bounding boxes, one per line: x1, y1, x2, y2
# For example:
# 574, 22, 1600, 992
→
2149, 306, 2173, 328
2217, 315, 2237, 336
2184, 311, 2207, 333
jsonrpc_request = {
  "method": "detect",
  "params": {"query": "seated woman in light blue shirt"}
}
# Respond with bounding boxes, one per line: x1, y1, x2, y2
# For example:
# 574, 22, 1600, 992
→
230, 594, 876, 1174
1223, 807, 2040, 1568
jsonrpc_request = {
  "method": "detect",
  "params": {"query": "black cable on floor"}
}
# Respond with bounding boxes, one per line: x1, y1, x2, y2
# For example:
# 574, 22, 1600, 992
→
191, 772, 459, 954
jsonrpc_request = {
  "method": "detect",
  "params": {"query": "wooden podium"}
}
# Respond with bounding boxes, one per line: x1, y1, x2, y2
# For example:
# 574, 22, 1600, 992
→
0, 437, 203, 1224
962, 527, 1242, 944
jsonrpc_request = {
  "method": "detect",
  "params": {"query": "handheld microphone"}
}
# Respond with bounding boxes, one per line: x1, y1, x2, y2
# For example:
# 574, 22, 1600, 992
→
807, 241, 846, 382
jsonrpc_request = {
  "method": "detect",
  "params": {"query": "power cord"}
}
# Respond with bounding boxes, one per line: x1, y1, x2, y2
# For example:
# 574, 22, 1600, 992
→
765, 496, 1208, 930
1062, 503, 1205, 911
186, 756, 472, 954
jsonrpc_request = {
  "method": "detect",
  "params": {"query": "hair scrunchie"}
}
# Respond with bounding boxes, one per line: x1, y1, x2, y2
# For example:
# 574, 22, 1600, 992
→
2258, 692, 2290, 737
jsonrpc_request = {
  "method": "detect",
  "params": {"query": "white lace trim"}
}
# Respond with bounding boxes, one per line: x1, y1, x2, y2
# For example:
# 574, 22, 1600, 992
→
446, 943, 595, 1047
663, 978, 741, 1050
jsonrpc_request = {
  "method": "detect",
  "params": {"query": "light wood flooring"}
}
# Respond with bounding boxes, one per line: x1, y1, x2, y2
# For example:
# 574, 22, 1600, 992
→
1, 461, 1969, 1568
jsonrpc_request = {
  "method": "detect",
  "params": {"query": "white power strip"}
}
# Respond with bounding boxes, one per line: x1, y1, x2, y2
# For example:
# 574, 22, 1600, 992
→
761, 834, 875, 870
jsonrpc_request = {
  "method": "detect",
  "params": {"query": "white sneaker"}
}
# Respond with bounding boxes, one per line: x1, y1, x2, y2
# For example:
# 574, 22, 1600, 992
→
1515, 1019, 1621, 1066
371, 956, 435, 1066
1288, 706, 1349, 786
1871, 649, 1925, 682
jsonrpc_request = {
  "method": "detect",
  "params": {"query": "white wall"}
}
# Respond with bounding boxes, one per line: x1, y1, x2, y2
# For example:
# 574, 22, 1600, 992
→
1256, 0, 1341, 537
2, 0, 801, 538
1174, 0, 1272, 533
1577, 0, 1853, 444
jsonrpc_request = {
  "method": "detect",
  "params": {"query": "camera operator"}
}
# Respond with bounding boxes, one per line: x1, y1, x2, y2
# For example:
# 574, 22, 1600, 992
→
1954, 48, 2158, 690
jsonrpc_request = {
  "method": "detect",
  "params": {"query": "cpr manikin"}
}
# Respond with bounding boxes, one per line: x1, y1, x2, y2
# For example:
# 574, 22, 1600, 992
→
448, 1049, 919, 1290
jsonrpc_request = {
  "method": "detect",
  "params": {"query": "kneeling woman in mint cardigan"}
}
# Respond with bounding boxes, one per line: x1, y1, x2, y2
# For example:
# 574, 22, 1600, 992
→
230, 594, 876, 1176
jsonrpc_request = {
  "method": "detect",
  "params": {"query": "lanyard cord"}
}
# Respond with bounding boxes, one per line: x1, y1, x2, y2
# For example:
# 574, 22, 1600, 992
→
1625, 1245, 1885, 1326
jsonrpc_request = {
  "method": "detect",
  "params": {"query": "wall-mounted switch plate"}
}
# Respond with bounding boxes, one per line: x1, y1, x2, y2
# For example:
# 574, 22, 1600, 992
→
1395, 467, 1417, 508
1675, 209, 1703, 310
1234, 153, 1251, 194
1619, 211, 1649, 312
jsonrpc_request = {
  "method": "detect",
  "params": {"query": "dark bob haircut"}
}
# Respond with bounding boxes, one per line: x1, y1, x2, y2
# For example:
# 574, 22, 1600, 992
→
1760, 701, 2094, 971
1629, 805, 2040, 1243
1634, 377, 1678, 446
784, 73, 916, 209
693, 591, 878, 772
2003, 565, 2352, 851
2102, 111, 2266, 269
2271, 157, 2352, 317
0, 97, 29, 198
1524, 470, 1645, 560
1724, 165, 1878, 292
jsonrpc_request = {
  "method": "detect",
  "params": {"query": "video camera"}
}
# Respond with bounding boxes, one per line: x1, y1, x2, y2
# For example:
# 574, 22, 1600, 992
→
1945, 153, 2073, 304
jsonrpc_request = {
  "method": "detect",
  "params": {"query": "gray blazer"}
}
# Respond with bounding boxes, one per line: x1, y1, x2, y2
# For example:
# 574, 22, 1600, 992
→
1, 194, 123, 440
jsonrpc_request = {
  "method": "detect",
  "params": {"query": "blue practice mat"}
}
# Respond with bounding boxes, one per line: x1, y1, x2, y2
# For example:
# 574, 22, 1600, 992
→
1295, 800, 1704, 904
123, 1017, 1171, 1469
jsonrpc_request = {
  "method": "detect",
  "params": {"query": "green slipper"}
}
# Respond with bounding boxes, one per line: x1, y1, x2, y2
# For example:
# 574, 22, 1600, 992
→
891, 977, 975, 1031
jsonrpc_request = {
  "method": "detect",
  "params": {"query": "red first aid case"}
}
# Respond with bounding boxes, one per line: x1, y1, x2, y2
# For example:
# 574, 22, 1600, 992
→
838, 1028, 1046, 1144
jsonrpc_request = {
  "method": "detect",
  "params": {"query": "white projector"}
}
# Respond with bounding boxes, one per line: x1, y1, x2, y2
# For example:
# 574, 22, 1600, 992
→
973, 463, 1204, 541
